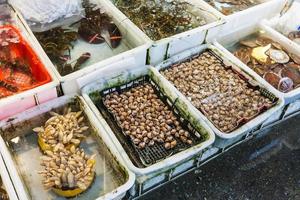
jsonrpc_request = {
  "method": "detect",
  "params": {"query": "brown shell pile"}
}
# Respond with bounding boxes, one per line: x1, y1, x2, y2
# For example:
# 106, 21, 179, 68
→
161, 51, 274, 133
233, 35, 300, 93
33, 108, 89, 150
38, 146, 95, 190
104, 83, 193, 150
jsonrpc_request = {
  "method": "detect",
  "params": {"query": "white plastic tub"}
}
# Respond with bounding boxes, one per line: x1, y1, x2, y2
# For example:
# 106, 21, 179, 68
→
262, 0, 300, 50
0, 95, 135, 200
214, 22, 300, 104
206, 0, 288, 42
80, 64, 215, 177
152, 44, 284, 139
0, 3, 59, 120
19, 0, 151, 94
106, 0, 225, 65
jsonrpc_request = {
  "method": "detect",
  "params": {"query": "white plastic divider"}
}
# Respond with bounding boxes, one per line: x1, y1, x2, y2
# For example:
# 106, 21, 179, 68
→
263, 0, 300, 38
206, 0, 289, 42
0, 153, 18, 200
0, 4, 59, 120
19, 0, 151, 95
214, 21, 300, 104
104, 0, 225, 65
152, 44, 285, 139
0, 95, 135, 200
80, 63, 215, 176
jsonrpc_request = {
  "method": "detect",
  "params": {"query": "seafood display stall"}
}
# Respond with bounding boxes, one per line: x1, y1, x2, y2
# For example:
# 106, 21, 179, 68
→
0, 0, 300, 199
0, 3, 59, 120
0, 95, 135, 200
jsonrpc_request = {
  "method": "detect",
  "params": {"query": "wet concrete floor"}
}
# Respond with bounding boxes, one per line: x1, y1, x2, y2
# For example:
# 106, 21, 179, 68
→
140, 114, 300, 200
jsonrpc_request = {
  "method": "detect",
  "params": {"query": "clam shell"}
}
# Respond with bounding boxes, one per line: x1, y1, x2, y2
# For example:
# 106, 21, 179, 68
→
269, 49, 289, 64
280, 66, 300, 85
263, 72, 281, 89
278, 77, 294, 93
239, 39, 258, 48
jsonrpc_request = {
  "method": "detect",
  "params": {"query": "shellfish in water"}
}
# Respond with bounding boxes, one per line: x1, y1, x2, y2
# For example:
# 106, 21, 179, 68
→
269, 49, 289, 64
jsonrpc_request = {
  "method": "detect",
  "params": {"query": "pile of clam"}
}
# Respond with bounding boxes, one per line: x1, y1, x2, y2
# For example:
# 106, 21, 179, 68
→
38, 147, 95, 191
33, 108, 96, 196
234, 35, 300, 93
33, 108, 89, 150
161, 51, 274, 133
115, 0, 207, 41
104, 83, 193, 150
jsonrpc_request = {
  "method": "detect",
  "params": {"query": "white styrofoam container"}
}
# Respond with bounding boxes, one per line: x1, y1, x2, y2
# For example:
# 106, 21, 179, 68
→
80, 65, 215, 177
17, 0, 151, 95
214, 21, 300, 105
0, 95, 135, 200
0, 153, 18, 200
105, 0, 225, 65
206, 0, 289, 42
152, 44, 284, 139
0, 4, 59, 120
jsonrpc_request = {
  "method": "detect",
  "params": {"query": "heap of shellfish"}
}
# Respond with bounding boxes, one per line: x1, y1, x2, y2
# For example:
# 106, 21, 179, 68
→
35, 108, 96, 196
33, 108, 89, 151
39, 146, 95, 191
103, 83, 194, 150
114, 0, 207, 41
161, 51, 275, 133
233, 34, 300, 93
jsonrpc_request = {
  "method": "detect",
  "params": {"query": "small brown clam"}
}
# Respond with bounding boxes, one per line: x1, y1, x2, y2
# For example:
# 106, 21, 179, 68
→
263, 71, 281, 89
278, 77, 294, 93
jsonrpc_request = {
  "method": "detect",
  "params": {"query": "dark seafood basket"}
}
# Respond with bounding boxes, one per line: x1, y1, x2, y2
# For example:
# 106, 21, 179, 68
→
96, 75, 207, 168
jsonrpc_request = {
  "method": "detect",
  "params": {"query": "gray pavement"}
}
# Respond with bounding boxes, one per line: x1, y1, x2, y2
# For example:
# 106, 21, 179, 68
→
140, 114, 300, 200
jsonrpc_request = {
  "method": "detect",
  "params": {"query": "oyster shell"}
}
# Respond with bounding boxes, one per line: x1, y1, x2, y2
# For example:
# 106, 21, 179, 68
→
269, 49, 289, 64
251, 44, 271, 63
